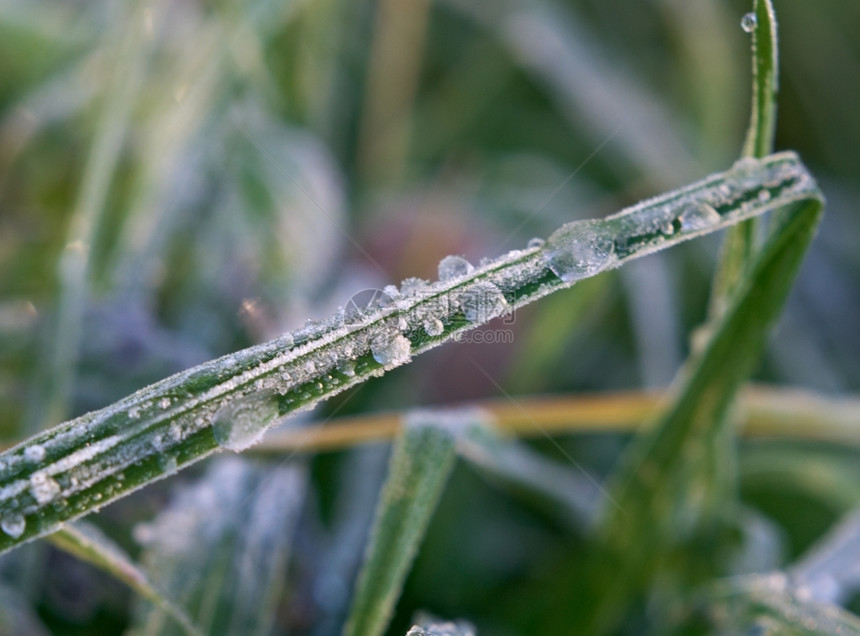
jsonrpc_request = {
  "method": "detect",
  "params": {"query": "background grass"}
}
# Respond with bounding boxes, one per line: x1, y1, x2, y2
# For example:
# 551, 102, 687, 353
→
0, 0, 858, 634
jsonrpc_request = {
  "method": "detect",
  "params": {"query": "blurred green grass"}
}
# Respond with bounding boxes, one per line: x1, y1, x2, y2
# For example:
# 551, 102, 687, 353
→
0, 0, 858, 634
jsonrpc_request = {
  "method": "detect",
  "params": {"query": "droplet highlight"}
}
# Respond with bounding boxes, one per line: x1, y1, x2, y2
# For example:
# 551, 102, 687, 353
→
29, 472, 61, 505
459, 282, 508, 323
212, 393, 280, 452
438, 255, 474, 282
371, 333, 412, 367
1, 513, 25, 538
24, 445, 45, 463
544, 219, 616, 283
741, 12, 757, 33
678, 203, 721, 232
423, 317, 444, 337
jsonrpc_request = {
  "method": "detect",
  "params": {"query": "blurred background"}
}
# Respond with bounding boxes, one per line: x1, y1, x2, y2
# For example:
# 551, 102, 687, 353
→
0, 0, 858, 633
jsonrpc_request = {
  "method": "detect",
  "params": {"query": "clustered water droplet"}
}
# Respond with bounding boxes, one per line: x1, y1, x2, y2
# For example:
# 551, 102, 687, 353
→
400, 277, 429, 297
212, 393, 280, 452
29, 472, 61, 505
423, 317, 444, 337
678, 202, 721, 232
741, 12, 757, 33
458, 282, 508, 323
370, 333, 412, 367
1, 513, 26, 538
24, 444, 45, 463
544, 219, 616, 283
438, 255, 475, 281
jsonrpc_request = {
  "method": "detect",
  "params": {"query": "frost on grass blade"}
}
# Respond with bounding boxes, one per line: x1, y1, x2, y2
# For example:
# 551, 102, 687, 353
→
345, 410, 468, 636
0, 152, 820, 557
406, 617, 476, 636
129, 457, 305, 636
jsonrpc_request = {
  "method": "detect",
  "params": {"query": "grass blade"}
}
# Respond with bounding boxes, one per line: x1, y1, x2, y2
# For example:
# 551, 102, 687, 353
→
48, 522, 201, 636
742, 0, 779, 161
0, 152, 820, 557
567, 192, 823, 633
703, 574, 860, 635
129, 456, 305, 636
406, 618, 476, 636
710, 0, 779, 317
344, 411, 461, 636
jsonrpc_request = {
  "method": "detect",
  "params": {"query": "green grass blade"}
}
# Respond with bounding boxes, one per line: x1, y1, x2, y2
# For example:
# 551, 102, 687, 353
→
790, 508, 860, 605
0, 152, 819, 557
568, 193, 824, 633
344, 411, 461, 636
128, 457, 305, 636
406, 619, 476, 636
710, 0, 779, 317
703, 574, 860, 635
48, 522, 201, 636
742, 0, 779, 161
27, 2, 154, 434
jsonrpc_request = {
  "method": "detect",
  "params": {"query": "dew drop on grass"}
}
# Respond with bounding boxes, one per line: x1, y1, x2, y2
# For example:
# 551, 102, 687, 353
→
678, 203, 721, 231
159, 397, 171, 409
438, 255, 474, 281
1, 513, 25, 538
730, 156, 762, 190
338, 359, 356, 377
371, 333, 412, 367
741, 12, 757, 33
400, 277, 429, 296
423, 317, 444, 337
24, 445, 45, 463
459, 282, 508, 322
212, 393, 280, 452
29, 472, 61, 504
544, 219, 616, 283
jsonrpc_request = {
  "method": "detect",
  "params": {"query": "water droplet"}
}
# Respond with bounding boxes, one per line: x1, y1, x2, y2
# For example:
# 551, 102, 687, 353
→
459, 282, 508, 323
212, 393, 280, 452
731, 156, 762, 190
741, 12, 757, 33
128, 406, 141, 420
30, 472, 61, 505
423, 318, 444, 337
1, 513, 25, 538
527, 237, 545, 249
371, 334, 412, 367
151, 434, 166, 452
678, 203, 721, 231
400, 277, 429, 296
338, 359, 356, 377
158, 454, 178, 475
159, 397, 171, 409
343, 288, 395, 324
24, 445, 45, 463
758, 189, 771, 203
438, 255, 474, 282
544, 219, 616, 283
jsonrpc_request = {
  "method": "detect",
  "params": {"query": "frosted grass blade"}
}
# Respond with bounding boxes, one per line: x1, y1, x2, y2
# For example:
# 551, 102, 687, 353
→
344, 411, 461, 636
704, 574, 860, 635
0, 152, 820, 557
129, 457, 305, 636
49, 522, 201, 636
